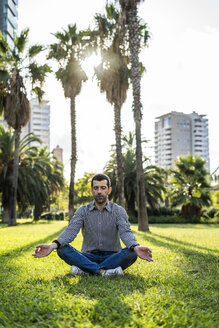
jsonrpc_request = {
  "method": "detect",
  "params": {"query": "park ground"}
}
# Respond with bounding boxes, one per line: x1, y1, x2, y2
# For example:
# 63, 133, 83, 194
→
0, 221, 218, 328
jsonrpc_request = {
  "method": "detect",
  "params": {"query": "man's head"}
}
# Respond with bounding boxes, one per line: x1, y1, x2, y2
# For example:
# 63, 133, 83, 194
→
91, 174, 112, 206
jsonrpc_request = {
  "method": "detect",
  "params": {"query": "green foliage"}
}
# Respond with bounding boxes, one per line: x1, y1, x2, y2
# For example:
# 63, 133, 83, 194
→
74, 172, 94, 206
169, 155, 212, 218
0, 222, 218, 327
41, 211, 66, 221
48, 24, 89, 99
212, 190, 219, 207
0, 29, 50, 108
0, 125, 65, 220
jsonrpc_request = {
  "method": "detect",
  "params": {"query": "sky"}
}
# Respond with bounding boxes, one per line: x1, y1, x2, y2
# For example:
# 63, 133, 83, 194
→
18, 0, 219, 181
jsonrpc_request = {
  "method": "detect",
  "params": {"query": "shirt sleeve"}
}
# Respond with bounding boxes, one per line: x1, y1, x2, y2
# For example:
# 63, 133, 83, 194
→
56, 207, 84, 247
115, 206, 138, 248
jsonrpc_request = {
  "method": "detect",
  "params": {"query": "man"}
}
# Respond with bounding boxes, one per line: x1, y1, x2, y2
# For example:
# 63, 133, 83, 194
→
32, 174, 153, 276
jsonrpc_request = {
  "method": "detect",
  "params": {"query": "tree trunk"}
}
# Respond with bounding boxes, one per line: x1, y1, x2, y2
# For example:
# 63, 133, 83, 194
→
127, 3, 149, 231
69, 96, 77, 220
114, 103, 125, 207
9, 128, 21, 226
126, 192, 136, 218
33, 205, 43, 221
2, 205, 10, 223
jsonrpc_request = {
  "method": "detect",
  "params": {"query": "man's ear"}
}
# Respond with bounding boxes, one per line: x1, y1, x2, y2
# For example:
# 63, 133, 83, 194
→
90, 188, 93, 194
108, 187, 112, 194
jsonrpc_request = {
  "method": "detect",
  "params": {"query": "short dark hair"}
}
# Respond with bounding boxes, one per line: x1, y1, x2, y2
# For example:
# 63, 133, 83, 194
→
91, 174, 111, 188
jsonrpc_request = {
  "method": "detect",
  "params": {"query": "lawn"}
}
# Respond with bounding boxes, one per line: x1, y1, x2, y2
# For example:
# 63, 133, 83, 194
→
0, 221, 218, 328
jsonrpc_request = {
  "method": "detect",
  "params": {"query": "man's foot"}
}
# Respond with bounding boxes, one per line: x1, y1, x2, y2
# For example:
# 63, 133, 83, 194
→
101, 266, 124, 276
70, 265, 88, 276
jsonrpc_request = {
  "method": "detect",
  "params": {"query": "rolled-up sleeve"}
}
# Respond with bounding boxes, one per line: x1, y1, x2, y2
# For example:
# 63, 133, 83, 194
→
115, 207, 138, 248
56, 207, 84, 247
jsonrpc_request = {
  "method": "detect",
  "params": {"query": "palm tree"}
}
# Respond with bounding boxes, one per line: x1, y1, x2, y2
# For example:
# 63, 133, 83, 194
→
105, 132, 165, 218
0, 29, 51, 225
0, 125, 64, 222
0, 125, 40, 221
0, 124, 14, 222
170, 155, 212, 218
118, 0, 149, 231
48, 24, 88, 219
94, 5, 130, 207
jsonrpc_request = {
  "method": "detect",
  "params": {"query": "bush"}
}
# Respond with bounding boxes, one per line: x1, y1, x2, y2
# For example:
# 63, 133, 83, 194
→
206, 207, 219, 218
128, 215, 138, 224
147, 206, 180, 217
40, 211, 67, 221
148, 215, 188, 224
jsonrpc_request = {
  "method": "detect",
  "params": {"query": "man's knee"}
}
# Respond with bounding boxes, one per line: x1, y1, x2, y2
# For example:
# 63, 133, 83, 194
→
123, 247, 138, 261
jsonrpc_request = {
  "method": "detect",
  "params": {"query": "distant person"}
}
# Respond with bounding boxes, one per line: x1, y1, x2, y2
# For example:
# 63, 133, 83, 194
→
32, 174, 153, 276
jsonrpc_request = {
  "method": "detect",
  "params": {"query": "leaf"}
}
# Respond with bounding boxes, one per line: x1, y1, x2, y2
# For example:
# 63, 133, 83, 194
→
0, 70, 10, 83
14, 28, 29, 53
29, 45, 44, 58
33, 87, 44, 103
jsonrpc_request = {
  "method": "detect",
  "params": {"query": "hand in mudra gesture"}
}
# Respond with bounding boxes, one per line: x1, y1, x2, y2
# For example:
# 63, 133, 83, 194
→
134, 246, 153, 262
32, 244, 56, 258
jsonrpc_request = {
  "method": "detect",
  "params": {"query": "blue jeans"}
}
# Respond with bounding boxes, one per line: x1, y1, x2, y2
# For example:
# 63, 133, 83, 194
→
57, 245, 137, 274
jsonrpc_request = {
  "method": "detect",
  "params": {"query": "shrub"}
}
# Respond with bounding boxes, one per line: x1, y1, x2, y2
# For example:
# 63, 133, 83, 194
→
206, 208, 219, 218
40, 211, 67, 221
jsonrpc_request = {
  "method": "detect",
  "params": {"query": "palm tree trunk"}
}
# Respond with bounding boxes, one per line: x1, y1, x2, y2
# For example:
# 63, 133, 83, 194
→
114, 103, 125, 207
9, 128, 21, 226
127, 2, 149, 231
69, 96, 77, 220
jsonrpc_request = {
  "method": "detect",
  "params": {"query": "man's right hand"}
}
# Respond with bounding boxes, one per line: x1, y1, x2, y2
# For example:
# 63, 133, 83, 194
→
32, 243, 57, 258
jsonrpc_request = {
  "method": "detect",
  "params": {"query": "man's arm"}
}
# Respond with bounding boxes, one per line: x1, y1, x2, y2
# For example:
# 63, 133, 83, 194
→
116, 206, 153, 262
32, 207, 84, 258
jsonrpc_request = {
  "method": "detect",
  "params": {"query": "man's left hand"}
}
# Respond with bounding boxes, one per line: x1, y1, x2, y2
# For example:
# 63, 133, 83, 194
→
134, 246, 153, 262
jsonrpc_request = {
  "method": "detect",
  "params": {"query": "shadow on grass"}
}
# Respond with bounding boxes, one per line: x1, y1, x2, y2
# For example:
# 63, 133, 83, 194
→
134, 230, 219, 264
150, 232, 219, 254
149, 223, 219, 229
27, 272, 148, 327
0, 219, 66, 229
0, 227, 65, 258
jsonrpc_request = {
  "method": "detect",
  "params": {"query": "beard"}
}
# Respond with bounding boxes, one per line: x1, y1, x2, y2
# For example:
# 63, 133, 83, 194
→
94, 194, 108, 205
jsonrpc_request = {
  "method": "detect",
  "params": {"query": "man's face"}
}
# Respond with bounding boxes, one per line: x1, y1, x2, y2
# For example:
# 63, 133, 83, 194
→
91, 179, 112, 205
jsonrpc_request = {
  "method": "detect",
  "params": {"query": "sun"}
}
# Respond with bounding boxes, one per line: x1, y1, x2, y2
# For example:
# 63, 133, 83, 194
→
81, 54, 101, 78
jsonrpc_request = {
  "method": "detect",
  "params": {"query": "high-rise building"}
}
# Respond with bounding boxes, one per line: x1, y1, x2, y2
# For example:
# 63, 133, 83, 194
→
29, 98, 50, 150
155, 111, 210, 171
21, 98, 50, 150
0, 0, 19, 46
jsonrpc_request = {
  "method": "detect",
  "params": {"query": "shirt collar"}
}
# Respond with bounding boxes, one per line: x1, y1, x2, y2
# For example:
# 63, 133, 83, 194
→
89, 200, 112, 212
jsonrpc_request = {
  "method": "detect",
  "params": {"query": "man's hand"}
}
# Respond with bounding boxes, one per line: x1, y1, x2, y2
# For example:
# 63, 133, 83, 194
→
134, 246, 153, 262
32, 243, 57, 258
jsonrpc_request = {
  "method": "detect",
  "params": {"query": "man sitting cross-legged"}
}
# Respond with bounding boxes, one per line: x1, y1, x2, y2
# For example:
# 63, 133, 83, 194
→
32, 174, 153, 276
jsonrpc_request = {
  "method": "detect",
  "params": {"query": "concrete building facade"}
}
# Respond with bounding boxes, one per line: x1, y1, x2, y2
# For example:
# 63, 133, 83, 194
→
0, 0, 18, 46
155, 111, 210, 171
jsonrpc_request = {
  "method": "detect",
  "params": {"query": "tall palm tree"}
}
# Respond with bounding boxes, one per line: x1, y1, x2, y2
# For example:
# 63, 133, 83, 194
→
170, 155, 212, 218
0, 124, 14, 222
0, 29, 51, 226
94, 5, 130, 206
48, 24, 88, 219
118, 0, 149, 231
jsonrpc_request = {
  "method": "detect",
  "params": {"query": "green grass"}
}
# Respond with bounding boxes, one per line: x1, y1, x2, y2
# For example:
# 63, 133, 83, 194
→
0, 221, 218, 328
